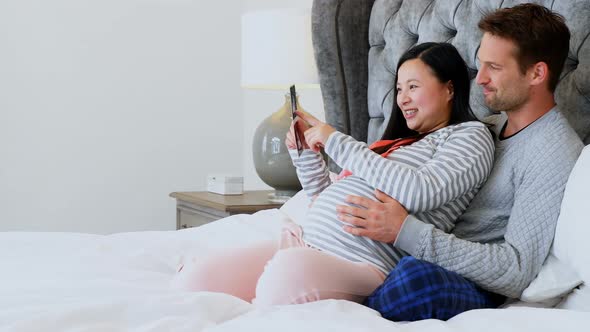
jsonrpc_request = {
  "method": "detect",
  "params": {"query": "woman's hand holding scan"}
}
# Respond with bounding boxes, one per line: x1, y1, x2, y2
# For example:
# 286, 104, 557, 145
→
295, 110, 336, 153
286, 117, 311, 150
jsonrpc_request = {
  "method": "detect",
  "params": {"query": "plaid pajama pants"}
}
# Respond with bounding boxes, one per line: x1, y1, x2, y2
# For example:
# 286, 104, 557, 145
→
364, 256, 505, 321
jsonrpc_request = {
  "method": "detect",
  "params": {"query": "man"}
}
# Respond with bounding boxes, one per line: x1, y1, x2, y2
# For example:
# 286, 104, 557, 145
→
335, 4, 584, 321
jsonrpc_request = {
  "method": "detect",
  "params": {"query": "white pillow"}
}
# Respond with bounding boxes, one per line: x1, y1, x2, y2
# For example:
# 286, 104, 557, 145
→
557, 284, 590, 311
551, 145, 590, 282
279, 190, 310, 226
520, 145, 590, 304
520, 252, 582, 302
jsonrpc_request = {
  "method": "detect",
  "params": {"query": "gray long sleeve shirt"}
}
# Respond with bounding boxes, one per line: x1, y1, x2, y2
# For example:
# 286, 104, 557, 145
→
395, 108, 584, 298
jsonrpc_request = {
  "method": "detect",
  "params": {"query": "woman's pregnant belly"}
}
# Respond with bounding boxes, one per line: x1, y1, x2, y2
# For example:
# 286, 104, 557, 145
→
302, 175, 404, 273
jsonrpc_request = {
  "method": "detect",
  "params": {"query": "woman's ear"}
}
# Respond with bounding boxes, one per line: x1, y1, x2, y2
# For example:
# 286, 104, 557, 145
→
446, 81, 454, 102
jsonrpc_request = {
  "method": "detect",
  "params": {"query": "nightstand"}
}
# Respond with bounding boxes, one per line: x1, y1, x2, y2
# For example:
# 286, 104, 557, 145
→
169, 190, 284, 229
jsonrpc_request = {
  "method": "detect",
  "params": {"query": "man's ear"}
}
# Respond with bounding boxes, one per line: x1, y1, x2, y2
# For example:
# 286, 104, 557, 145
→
529, 62, 549, 88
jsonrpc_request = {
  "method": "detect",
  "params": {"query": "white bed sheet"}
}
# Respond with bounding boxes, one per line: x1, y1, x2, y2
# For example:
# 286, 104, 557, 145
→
1, 209, 588, 332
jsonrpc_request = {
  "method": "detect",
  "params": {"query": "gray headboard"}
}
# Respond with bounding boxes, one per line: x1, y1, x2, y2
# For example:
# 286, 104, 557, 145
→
311, 0, 590, 154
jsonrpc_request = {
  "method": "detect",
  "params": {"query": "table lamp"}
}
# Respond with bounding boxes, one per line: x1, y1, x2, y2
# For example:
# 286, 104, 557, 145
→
241, 8, 319, 203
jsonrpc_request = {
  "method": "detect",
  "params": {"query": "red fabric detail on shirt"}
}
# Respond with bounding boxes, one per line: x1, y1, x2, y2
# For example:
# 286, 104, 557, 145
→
335, 136, 424, 181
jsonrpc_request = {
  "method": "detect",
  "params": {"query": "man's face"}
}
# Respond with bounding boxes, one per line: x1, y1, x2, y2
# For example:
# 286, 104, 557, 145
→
476, 33, 531, 112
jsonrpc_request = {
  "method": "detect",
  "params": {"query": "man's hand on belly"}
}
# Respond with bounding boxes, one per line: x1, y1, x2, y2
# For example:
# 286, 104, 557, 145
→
336, 190, 408, 243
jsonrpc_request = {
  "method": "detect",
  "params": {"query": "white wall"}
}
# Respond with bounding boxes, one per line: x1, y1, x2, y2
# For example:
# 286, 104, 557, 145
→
0, 0, 242, 233
0, 0, 325, 233
241, 0, 325, 191
243, 0, 313, 11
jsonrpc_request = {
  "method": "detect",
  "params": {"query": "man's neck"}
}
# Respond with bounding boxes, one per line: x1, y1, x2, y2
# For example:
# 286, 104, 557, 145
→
503, 93, 556, 137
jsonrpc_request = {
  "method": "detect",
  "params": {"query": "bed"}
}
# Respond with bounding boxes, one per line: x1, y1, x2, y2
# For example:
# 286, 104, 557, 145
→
2, 0, 590, 330
2, 181, 590, 331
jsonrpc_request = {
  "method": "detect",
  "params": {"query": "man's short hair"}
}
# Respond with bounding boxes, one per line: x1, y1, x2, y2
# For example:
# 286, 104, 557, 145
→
478, 3, 570, 92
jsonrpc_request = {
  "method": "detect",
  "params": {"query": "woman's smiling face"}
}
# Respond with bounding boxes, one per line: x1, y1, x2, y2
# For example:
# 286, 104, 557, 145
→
396, 58, 454, 134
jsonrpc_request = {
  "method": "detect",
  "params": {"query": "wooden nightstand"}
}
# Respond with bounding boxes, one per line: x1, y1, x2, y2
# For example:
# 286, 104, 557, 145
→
169, 190, 284, 229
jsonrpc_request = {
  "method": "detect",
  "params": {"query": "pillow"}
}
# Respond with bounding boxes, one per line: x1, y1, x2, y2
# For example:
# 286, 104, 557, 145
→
520, 252, 582, 303
557, 284, 590, 311
279, 190, 310, 226
520, 145, 590, 304
551, 145, 590, 282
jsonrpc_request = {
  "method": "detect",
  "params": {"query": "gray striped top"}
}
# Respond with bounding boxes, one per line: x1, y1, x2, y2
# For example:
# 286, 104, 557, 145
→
289, 121, 494, 274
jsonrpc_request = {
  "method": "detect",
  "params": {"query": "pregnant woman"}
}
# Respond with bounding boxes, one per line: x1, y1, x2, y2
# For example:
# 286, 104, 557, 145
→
173, 42, 494, 306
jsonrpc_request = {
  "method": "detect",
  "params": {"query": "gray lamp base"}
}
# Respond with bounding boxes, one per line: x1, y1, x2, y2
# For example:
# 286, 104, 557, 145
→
252, 94, 304, 199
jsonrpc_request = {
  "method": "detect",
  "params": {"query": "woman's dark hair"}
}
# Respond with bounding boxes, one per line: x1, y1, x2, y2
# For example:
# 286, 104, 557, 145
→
379, 42, 477, 143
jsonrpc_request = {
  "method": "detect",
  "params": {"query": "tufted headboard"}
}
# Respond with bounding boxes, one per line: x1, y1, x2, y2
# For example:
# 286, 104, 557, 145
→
311, 0, 590, 160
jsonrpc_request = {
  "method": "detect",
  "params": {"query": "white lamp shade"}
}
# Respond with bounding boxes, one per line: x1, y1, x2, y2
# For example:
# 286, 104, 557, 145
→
241, 9, 319, 89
